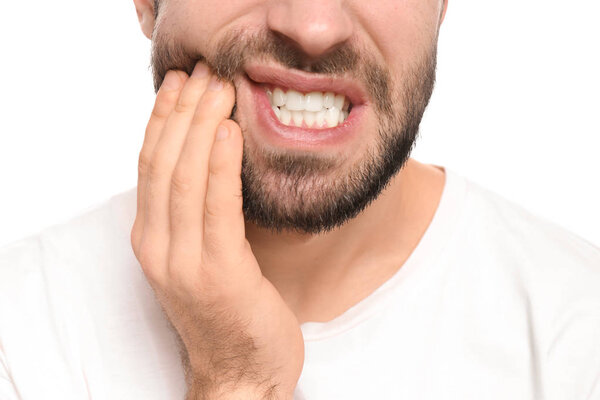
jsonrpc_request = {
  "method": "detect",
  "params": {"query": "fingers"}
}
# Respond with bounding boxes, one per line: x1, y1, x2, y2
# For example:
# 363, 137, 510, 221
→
168, 77, 236, 275
132, 70, 186, 257
140, 63, 211, 279
202, 119, 246, 260
134, 60, 246, 287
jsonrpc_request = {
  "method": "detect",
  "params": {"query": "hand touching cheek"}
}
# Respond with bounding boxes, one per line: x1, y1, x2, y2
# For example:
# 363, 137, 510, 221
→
131, 62, 304, 400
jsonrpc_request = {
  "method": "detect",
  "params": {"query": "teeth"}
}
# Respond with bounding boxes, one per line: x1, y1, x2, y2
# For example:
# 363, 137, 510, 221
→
279, 107, 292, 125
325, 107, 340, 128
285, 90, 305, 111
303, 111, 316, 128
272, 88, 286, 107
291, 110, 303, 127
323, 92, 335, 109
338, 110, 350, 124
272, 106, 281, 119
333, 94, 345, 110
304, 92, 324, 112
315, 110, 326, 127
266, 86, 352, 129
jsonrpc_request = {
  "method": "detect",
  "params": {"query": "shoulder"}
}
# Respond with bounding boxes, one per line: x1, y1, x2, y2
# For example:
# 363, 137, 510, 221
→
452, 172, 599, 268
0, 187, 140, 388
445, 170, 600, 322
0, 187, 137, 268
0, 186, 138, 318
0, 187, 185, 398
446, 172, 600, 397
456, 174, 600, 299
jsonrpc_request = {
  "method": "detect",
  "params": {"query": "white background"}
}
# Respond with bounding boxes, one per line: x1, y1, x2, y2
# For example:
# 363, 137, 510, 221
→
0, 0, 598, 248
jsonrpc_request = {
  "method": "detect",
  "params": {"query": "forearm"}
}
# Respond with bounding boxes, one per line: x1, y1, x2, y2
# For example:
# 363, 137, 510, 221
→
178, 335, 293, 400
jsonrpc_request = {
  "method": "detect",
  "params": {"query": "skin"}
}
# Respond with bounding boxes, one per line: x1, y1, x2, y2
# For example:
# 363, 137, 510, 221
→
131, 0, 448, 398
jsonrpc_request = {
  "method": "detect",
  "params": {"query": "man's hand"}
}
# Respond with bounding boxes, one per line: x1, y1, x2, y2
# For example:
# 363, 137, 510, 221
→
130, 62, 304, 399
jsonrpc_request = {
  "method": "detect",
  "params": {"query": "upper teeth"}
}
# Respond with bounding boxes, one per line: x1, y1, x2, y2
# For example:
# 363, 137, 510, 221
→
266, 87, 350, 129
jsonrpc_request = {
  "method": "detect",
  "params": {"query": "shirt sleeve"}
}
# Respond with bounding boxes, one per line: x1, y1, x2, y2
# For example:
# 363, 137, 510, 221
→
544, 304, 600, 399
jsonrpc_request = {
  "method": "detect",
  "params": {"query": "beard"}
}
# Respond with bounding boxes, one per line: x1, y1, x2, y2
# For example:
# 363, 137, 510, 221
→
150, 27, 437, 234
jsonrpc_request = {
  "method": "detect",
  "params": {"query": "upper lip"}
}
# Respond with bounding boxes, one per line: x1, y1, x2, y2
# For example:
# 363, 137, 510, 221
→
244, 62, 368, 106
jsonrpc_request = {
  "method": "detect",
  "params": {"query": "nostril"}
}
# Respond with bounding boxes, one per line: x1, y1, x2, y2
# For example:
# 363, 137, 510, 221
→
266, 2, 354, 60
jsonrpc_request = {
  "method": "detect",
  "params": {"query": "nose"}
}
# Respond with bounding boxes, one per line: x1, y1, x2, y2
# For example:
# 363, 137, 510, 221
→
266, 0, 353, 59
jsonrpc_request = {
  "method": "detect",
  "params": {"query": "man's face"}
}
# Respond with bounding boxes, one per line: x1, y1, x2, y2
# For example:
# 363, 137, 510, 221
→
149, 0, 445, 234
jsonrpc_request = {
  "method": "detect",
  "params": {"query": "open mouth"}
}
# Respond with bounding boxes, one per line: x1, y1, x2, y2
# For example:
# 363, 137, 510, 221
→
244, 63, 366, 130
262, 85, 352, 129
239, 62, 369, 147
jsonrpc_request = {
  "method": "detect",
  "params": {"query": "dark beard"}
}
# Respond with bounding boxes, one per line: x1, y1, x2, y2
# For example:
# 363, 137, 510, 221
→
150, 28, 437, 234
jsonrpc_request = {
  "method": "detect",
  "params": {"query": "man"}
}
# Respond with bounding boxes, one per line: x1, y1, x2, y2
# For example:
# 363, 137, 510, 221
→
1, 0, 599, 399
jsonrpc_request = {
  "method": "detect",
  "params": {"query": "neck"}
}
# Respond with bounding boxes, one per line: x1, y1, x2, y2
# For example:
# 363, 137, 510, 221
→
244, 158, 445, 324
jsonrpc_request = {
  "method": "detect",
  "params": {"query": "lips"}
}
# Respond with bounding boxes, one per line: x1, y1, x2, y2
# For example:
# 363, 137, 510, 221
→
236, 62, 369, 147
244, 62, 368, 107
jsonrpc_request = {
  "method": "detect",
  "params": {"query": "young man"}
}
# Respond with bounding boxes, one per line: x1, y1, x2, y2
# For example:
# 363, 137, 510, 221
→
1, 0, 599, 399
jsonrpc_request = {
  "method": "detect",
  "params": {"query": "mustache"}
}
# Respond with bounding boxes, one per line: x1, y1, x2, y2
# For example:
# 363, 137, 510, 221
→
150, 28, 394, 117
151, 29, 359, 86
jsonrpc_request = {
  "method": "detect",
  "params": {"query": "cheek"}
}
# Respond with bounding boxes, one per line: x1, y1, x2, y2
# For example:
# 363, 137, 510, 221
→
160, 0, 266, 53
159, 1, 212, 44
353, 0, 441, 69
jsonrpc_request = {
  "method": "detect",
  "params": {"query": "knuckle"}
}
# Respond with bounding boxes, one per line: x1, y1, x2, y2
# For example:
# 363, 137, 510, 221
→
153, 85, 181, 112
173, 99, 193, 114
166, 257, 196, 285
137, 242, 155, 267
130, 221, 141, 258
204, 195, 224, 219
199, 91, 220, 107
150, 103, 169, 120
137, 152, 152, 177
137, 243, 163, 282
190, 104, 210, 125
191, 96, 232, 126
200, 240, 243, 276
151, 91, 179, 120
170, 169, 193, 196
201, 238, 227, 265
208, 155, 226, 176
147, 155, 168, 182
143, 267, 163, 287
207, 92, 231, 110
204, 235, 224, 254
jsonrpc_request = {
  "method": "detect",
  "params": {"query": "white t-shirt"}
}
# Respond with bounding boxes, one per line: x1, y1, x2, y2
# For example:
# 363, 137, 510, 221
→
1, 168, 599, 400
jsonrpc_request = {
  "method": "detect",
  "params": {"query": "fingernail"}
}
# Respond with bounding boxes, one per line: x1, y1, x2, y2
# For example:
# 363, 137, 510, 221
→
208, 75, 224, 91
192, 62, 209, 78
216, 125, 230, 141
161, 71, 181, 91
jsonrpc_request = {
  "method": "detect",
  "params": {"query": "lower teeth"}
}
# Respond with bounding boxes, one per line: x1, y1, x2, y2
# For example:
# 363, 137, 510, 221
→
272, 106, 350, 128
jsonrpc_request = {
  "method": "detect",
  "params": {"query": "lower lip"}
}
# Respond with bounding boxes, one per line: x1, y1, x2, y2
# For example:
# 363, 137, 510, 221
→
246, 77, 366, 148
